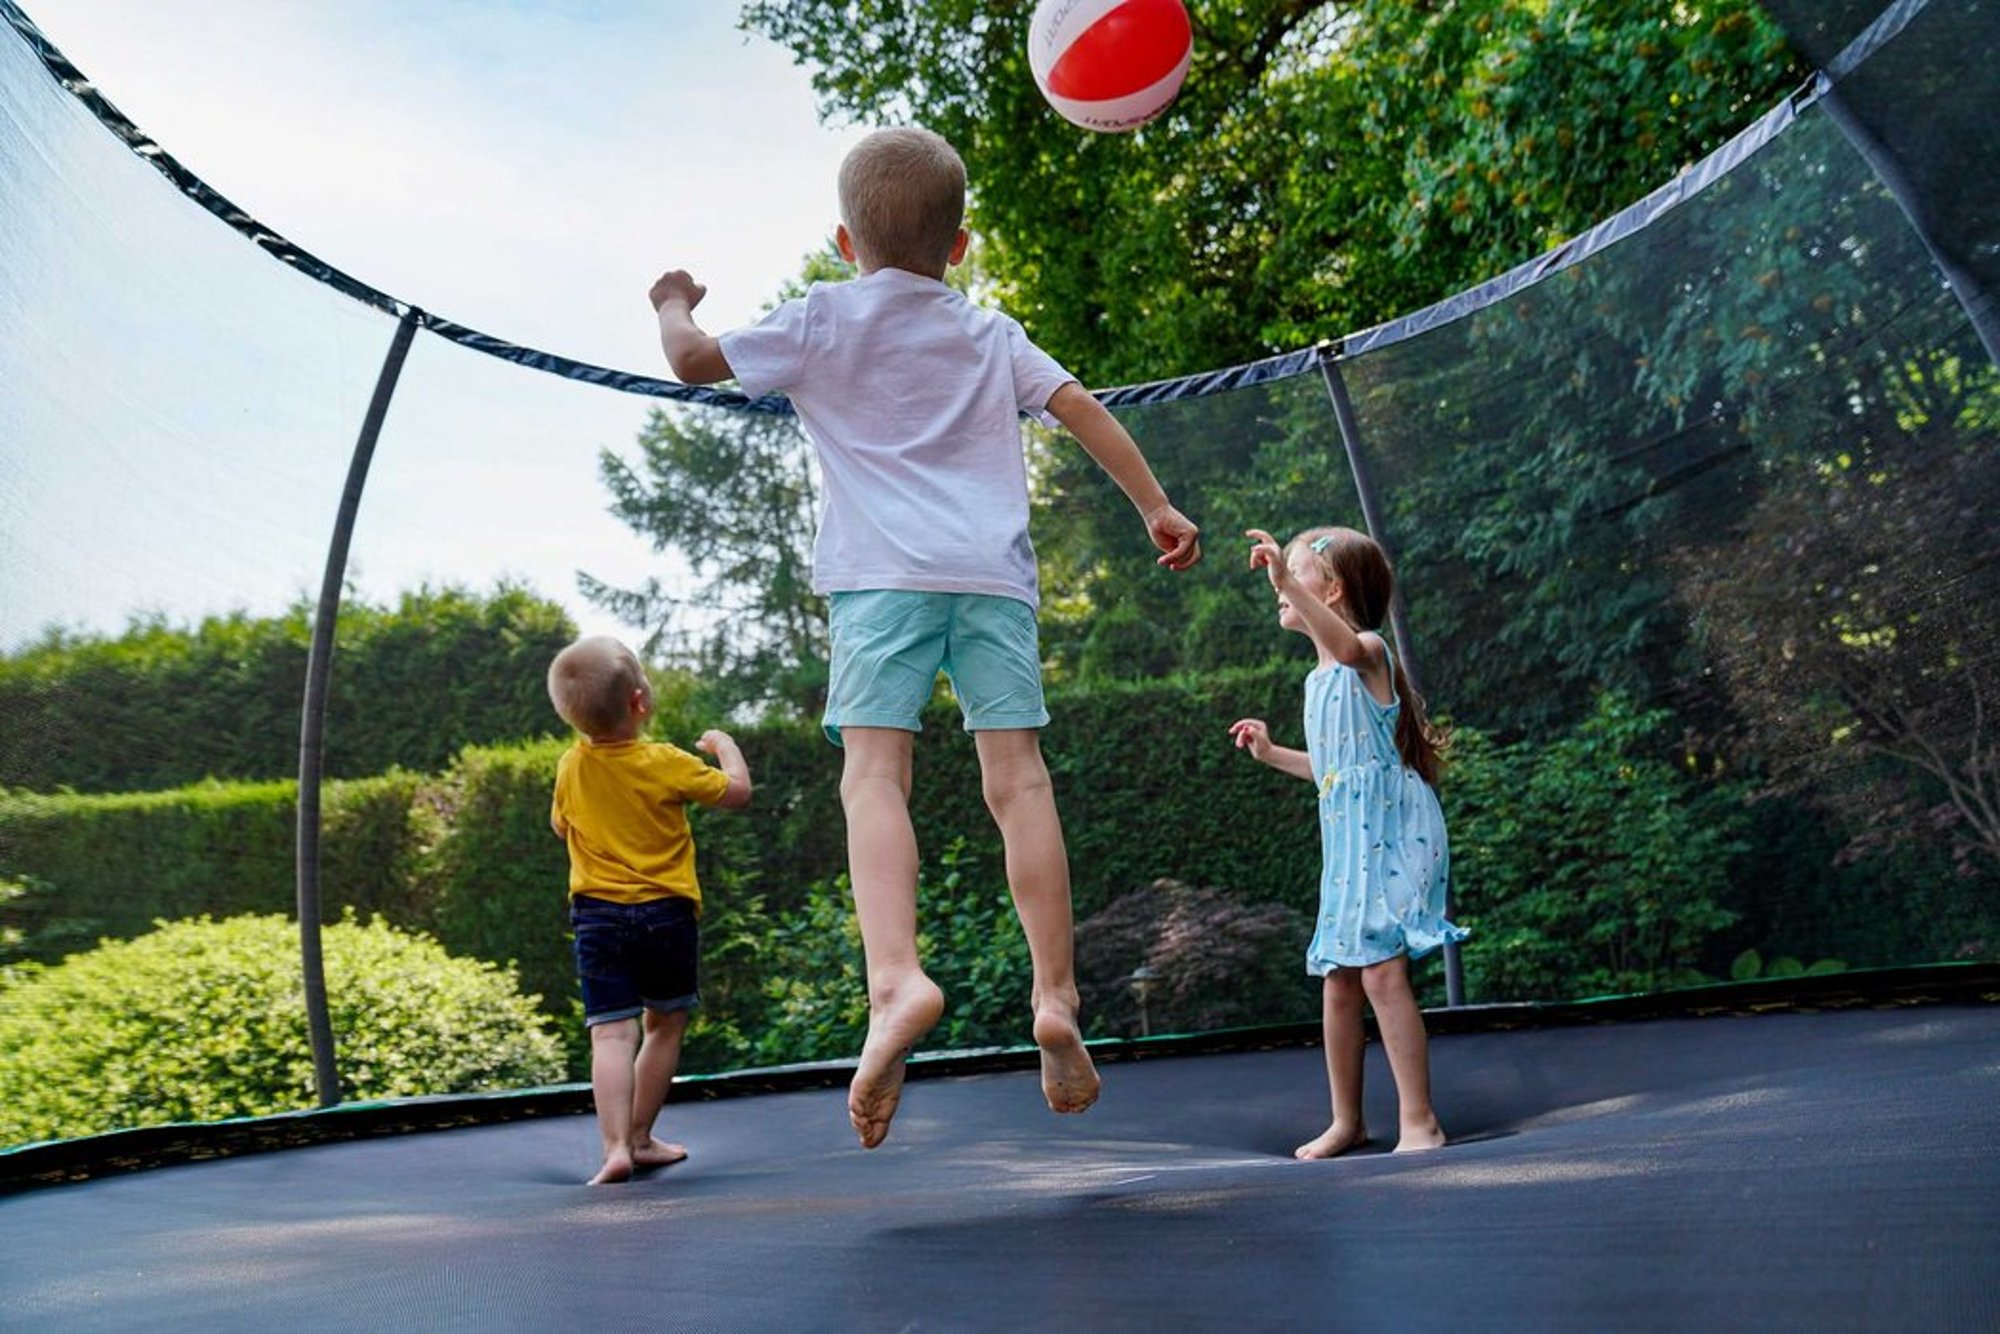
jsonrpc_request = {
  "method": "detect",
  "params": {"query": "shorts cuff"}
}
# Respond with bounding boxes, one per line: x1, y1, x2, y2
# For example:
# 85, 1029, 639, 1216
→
584, 1005, 643, 1027
645, 993, 701, 1015
823, 713, 923, 747
963, 709, 1050, 732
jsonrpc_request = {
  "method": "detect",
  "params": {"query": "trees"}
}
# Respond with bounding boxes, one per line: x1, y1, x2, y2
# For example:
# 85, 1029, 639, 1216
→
1444, 696, 1748, 1000
611, 2, 1995, 965
741, 1, 1799, 385
585, 405, 828, 718
1674, 353, 2000, 876
587, 246, 864, 719
717, 1, 1804, 702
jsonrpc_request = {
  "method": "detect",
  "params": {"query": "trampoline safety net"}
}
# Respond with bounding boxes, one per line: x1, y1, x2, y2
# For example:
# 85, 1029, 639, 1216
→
0, 0, 1994, 1152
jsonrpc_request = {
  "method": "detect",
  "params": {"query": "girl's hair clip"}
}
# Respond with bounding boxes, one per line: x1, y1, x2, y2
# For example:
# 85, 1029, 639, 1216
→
1310, 536, 1333, 553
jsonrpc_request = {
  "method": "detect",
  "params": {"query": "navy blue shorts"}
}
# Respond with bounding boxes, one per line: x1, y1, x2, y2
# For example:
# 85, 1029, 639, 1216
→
569, 894, 700, 1026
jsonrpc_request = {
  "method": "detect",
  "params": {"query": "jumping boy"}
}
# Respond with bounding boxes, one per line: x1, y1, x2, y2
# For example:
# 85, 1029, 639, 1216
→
648, 126, 1200, 1148
547, 635, 751, 1183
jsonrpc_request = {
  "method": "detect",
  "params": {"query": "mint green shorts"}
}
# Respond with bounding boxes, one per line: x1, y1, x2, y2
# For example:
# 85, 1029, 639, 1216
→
823, 590, 1048, 746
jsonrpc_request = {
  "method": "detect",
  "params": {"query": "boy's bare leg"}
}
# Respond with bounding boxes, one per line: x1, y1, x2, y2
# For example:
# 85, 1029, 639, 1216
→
587, 1019, 640, 1184
841, 727, 945, 1149
630, 1007, 690, 1168
974, 728, 1100, 1115
1297, 969, 1369, 1159
1362, 955, 1447, 1152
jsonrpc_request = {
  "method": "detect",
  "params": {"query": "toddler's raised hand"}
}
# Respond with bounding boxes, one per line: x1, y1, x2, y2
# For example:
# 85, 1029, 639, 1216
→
695, 728, 732, 756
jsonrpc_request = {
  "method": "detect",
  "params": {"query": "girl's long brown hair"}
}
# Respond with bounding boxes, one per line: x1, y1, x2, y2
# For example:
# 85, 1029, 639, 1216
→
1289, 527, 1448, 786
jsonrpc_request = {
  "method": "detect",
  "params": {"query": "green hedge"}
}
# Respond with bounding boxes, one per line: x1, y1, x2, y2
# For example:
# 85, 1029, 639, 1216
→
0, 663, 1312, 1062
6, 669, 1869, 1080
0, 914, 563, 1145
0, 585, 575, 793
0, 773, 427, 962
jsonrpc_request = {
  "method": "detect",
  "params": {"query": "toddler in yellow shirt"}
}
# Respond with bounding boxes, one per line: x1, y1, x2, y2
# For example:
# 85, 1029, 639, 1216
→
547, 635, 751, 1185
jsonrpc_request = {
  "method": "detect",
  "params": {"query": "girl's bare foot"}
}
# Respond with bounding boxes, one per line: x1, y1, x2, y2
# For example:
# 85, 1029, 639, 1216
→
1295, 1121, 1369, 1160
1032, 1007, 1100, 1114
588, 1147, 635, 1185
1394, 1115, 1447, 1153
631, 1137, 688, 1168
849, 973, 945, 1149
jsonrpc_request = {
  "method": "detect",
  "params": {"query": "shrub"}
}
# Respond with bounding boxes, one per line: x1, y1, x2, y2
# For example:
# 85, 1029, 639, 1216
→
0, 872, 48, 992
912, 841, 1035, 1050
746, 873, 868, 1066
742, 841, 1033, 1067
1445, 694, 1750, 1000
1076, 878, 1312, 1037
0, 913, 563, 1147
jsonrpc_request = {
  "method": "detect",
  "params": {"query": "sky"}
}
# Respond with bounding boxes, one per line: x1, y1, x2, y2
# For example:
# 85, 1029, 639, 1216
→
0, 1, 874, 651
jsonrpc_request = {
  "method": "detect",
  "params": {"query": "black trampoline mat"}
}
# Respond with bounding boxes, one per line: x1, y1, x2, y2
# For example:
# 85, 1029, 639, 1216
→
3, 1005, 1997, 1332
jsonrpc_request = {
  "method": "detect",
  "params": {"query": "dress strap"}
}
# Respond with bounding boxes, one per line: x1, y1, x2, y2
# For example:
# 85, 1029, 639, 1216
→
1371, 632, 1402, 709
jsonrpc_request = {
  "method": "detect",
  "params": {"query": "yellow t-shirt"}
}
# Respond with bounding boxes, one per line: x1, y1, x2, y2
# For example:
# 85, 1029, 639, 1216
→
551, 739, 733, 909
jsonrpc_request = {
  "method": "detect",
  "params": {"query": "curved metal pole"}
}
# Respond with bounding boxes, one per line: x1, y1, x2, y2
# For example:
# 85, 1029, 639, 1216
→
297, 309, 420, 1107
1818, 81, 2000, 371
1318, 348, 1466, 1007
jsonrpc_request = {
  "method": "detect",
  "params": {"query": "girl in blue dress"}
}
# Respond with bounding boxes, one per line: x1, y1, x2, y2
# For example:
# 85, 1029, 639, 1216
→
1229, 526, 1466, 1158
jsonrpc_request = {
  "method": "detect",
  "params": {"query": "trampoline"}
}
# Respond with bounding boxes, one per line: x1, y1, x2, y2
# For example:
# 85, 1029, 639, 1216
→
4, 989, 1999, 1330
6, 3, 2000, 1330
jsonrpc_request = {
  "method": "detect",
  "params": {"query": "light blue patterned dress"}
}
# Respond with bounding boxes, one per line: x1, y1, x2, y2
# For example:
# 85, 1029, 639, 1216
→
1303, 644, 1465, 974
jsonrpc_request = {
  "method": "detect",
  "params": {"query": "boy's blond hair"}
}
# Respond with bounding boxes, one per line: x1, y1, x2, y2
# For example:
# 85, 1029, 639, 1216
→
838, 127, 966, 276
547, 636, 646, 736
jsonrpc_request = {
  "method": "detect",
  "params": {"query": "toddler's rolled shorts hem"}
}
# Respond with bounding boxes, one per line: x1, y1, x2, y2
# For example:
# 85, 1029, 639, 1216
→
582, 992, 700, 1028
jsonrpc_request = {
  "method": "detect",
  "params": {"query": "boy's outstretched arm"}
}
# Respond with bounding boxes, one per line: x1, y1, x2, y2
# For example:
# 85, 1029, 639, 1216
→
650, 269, 734, 385
1046, 382, 1202, 571
696, 729, 753, 809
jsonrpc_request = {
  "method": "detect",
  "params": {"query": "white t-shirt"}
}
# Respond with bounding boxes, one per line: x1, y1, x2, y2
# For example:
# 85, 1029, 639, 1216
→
717, 267, 1074, 609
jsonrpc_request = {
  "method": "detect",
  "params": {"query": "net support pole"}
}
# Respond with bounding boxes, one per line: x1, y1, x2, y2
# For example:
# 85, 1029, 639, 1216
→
296, 309, 420, 1108
1318, 347, 1466, 1008
1817, 82, 2000, 371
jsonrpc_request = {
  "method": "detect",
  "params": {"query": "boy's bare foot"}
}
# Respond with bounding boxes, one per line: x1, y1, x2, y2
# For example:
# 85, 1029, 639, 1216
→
631, 1137, 688, 1168
1032, 1007, 1101, 1114
588, 1147, 635, 1185
1295, 1121, 1369, 1160
849, 973, 945, 1149
1394, 1115, 1447, 1153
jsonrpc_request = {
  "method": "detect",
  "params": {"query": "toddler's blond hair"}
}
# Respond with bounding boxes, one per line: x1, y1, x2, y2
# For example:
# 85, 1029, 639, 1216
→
547, 636, 645, 736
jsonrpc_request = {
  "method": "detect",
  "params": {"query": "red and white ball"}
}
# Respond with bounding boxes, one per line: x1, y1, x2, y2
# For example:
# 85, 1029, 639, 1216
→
1028, 0, 1192, 133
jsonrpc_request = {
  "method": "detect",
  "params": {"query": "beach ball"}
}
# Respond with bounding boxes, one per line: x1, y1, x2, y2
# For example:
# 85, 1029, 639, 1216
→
1028, 0, 1192, 133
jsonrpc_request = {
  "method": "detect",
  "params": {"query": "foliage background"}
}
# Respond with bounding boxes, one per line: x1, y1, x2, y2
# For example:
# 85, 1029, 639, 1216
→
0, 586, 574, 794
0, 914, 564, 1146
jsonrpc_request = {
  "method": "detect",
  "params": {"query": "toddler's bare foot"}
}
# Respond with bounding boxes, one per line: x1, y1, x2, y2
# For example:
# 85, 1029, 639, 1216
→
588, 1147, 635, 1185
631, 1137, 688, 1168
1295, 1121, 1369, 1160
1394, 1115, 1447, 1153
1032, 1006, 1100, 1115
849, 973, 945, 1149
